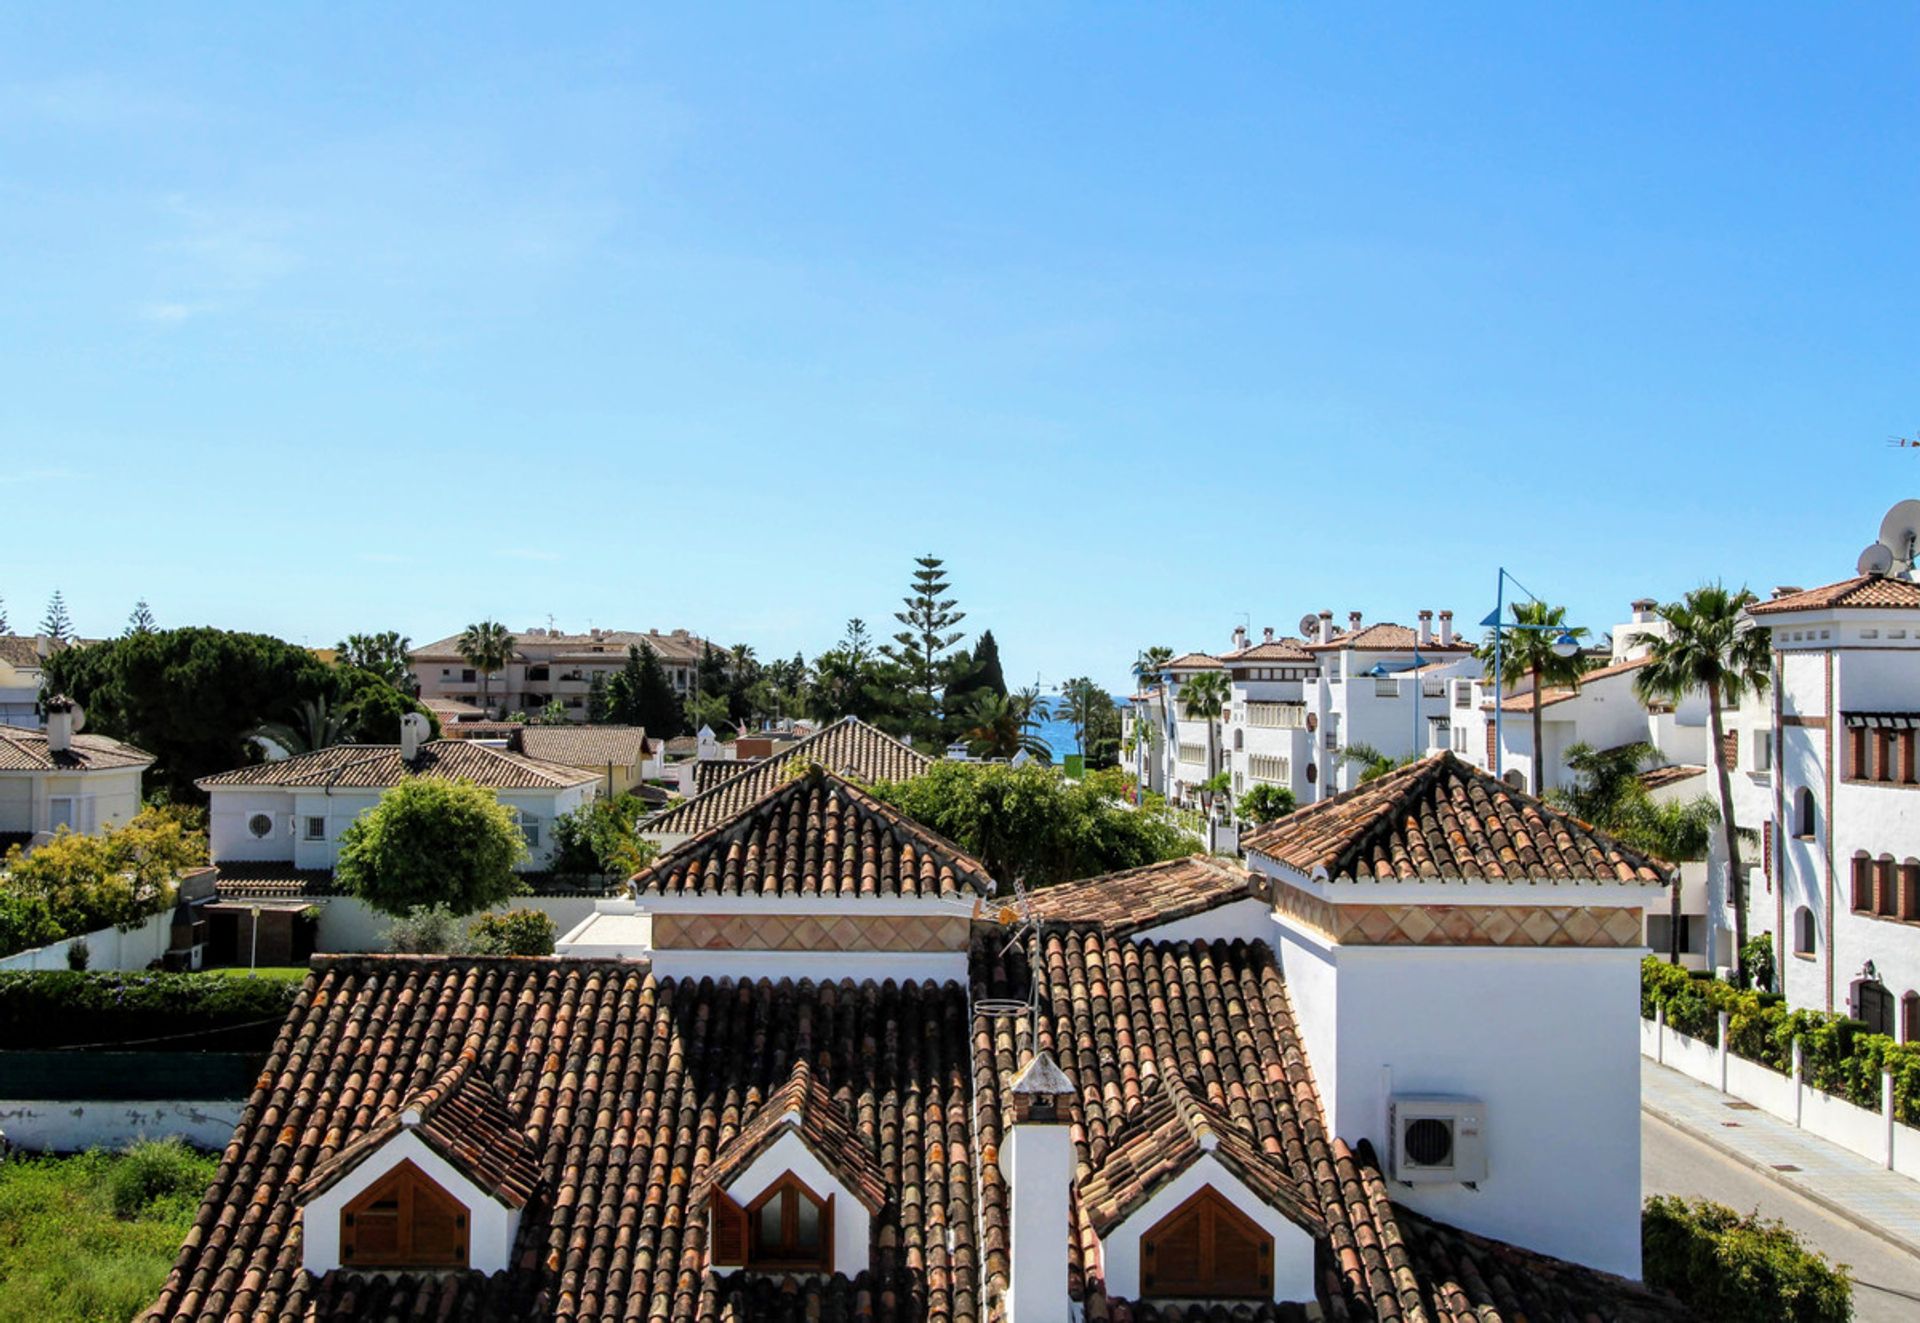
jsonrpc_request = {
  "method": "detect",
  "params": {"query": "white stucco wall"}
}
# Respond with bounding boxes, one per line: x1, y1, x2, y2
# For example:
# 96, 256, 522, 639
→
1096, 1154, 1318, 1305
715, 1127, 871, 1277
1130, 899, 1273, 947
0, 1099, 245, 1152
300, 1129, 520, 1275
1002, 1119, 1073, 1323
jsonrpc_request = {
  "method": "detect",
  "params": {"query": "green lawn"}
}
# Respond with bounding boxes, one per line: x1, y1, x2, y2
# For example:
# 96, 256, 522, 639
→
201, 965, 311, 983
0, 1143, 212, 1323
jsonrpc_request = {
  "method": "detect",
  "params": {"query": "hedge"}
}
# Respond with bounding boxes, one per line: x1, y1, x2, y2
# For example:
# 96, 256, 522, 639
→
1643, 956, 1920, 1124
1643, 1195, 1850, 1322
0, 970, 303, 1050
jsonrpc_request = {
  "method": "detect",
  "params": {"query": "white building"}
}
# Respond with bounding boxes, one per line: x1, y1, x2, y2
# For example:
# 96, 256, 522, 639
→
0, 699, 153, 845
196, 717, 598, 872
1301, 611, 1478, 796
412, 627, 723, 721
0, 634, 74, 729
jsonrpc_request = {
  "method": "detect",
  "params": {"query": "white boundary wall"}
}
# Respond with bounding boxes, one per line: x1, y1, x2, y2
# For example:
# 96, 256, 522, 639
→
1643, 1012, 1920, 1179
0, 908, 173, 972
0, 1098, 245, 1151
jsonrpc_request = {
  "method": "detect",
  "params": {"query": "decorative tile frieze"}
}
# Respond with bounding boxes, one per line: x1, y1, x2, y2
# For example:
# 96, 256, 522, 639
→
1270, 883, 1644, 948
652, 912, 971, 952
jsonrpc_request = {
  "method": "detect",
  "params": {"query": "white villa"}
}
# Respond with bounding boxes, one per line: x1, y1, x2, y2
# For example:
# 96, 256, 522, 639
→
0, 698, 153, 847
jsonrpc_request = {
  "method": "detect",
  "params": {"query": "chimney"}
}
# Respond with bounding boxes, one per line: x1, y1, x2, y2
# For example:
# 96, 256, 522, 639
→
1231, 625, 1248, 653
1263, 626, 1275, 645
1418, 609, 1433, 647
1317, 610, 1333, 644
1438, 610, 1455, 647
1004, 1049, 1075, 1323
1773, 586, 1802, 600
399, 712, 429, 762
1347, 611, 1363, 637
44, 695, 75, 754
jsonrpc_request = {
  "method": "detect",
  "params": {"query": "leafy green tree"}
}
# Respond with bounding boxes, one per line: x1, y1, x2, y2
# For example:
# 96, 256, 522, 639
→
125, 600, 156, 636
586, 670, 611, 723
941, 630, 1010, 738
0, 594, 8, 632
1083, 695, 1123, 769
1177, 669, 1231, 813
606, 642, 684, 736
1055, 677, 1114, 764
467, 908, 558, 956
1477, 600, 1590, 794
686, 691, 730, 733
963, 689, 1051, 761
1642, 1195, 1851, 1323
40, 590, 73, 643
456, 621, 515, 716
41, 627, 337, 799
880, 554, 966, 743
385, 904, 470, 954
251, 667, 436, 753
335, 777, 528, 917
335, 631, 414, 691
696, 643, 729, 712
1634, 584, 1773, 983
1239, 783, 1297, 824
811, 619, 893, 724
872, 762, 1190, 890
551, 793, 658, 877
0, 893, 61, 956
0, 807, 207, 948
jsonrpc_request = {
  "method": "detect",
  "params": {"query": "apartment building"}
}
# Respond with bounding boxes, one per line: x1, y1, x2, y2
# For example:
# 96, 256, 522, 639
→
412, 626, 721, 720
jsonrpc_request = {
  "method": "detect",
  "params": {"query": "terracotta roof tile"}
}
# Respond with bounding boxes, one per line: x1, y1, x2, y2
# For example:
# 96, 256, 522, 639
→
694, 756, 764, 795
1164, 652, 1225, 670
1026, 855, 1255, 934
1242, 751, 1669, 883
634, 766, 995, 899
644, 717, 929, 838
0, 728, 153, 772
1489, 654, 1650, 713
195, 740, 597, 791
1305, 623, 1472, 654
1638, 764, 1707, 791
514, 725, 650, 768
413, 629, 716, 664
699, 1059, 888, 1214
1224, 638, 1316, 663
1748, 573, 1920, 615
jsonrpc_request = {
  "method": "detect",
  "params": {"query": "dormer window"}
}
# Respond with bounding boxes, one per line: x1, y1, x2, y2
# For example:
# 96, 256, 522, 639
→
747, 1174, 831, 1268
340, 1160, 469, 1268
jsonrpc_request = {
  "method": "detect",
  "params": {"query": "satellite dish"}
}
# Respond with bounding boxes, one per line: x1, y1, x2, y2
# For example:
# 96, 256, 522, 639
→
1859, 542, 1895, 576
70, 704, 85, 734
1877, 499, 1920, 575
1298, 613, 1321, 641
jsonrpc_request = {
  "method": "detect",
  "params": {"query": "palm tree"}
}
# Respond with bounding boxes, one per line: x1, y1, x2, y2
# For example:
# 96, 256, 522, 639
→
457, 621, 516, 717
964, 690, 1051, 762
1055, 676, 1110, 762
1339, 742, 1419, 784
1178, 668, 1231, 816
1634, 583, 1772, 984
1478, 601, 1590, 793
249, 696, 347, 758
1132, 646, 1173, 688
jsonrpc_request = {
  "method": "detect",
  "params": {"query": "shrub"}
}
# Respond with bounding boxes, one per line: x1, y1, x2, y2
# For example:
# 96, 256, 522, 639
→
0, 807, 208, 956
1642, 1195, 1850, 1322
66, 938, 89, 970
107, 1139, 209, 1219
0, 970, 301, 1050
551, 794, 657, 878
467, 908, 558, 956
336, 777, 527, 917
1238, 784, 1298, 825
385, 904, 470, 955
0, 893, 61, 956
1741, 931, 1777, 994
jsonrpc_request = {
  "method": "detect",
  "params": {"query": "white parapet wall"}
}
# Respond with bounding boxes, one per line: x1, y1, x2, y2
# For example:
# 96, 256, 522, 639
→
0, 1099, 246, 1152
0, 908, 174, 972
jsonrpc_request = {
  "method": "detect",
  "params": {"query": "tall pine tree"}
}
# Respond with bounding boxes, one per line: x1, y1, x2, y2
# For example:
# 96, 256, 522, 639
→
127, 600, 157, 636
40, 590, 72, 643
880, 554, 965, 744
607, 643, 685, 736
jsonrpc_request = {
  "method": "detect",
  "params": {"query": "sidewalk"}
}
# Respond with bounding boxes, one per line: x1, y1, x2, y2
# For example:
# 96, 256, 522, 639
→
1643, 1057, 1920, 1259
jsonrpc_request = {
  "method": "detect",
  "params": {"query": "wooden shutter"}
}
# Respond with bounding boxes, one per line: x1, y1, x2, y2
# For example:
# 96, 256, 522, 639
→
710, 1190, 748, 1266
1140, 1186, 1274, 1300
339, 1161, 468, 1269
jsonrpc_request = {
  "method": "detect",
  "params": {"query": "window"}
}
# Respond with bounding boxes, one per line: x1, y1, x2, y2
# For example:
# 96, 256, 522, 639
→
1853, 853, 1874, 913
1453, 681, 1471, 709
1879, 856, 1899, 917
520, 813, 541, 849
1794, 906, 1815, 956
1373, 677, 1400, 698
461, 669, 476, 683
1904, 861, 1920, 922
340, 1161, 469, 1268
247, 813, 275, 839
48, 798, 76, 831
526, 666, 549, 682
1140, 1186, 1273, 1300
745, 1175, 831, 1269
1178, 743, 1206, 767
1794, 787, 1816, 840
1854, 980, 1895, 1036
1906, 992, 1920, 1045
1753, 732, 1772, 773
1244, 702, 1305, 729
1646, 914, 1704, 955
305, 816, 327, 841
1428, 716, 1449, 748
1451, 726, 1467, 754
1232, 729, 1244, 752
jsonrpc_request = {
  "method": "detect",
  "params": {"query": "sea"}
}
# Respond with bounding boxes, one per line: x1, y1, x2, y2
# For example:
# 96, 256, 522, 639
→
1030, 693, 1128, 760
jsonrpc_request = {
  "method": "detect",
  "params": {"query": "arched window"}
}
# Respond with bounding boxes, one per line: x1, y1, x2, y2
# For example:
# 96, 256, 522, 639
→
1904, 860, 1920, 922
1795, 787, 1817, 840
1793, 906, 1815, 956
1904, 991, 1920, 1045
1233, 729, 1244, 752
1878, 855, 1899, 917
745, 1174, 831, 1269
1140, 1186, 1273, 1300
1852, 853, 1874, 913
340, 1160, 469, 1269
1854, 980, 1895, 1036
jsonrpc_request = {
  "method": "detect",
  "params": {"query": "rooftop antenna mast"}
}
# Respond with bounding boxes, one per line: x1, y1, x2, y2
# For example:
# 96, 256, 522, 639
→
974, 876, 1048, 1046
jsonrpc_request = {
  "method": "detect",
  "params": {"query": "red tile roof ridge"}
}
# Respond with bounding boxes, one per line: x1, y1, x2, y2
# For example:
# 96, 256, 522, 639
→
1748, 573, 1920, 615
698, 1057, 889, 1214
1489, 653, 1651, 713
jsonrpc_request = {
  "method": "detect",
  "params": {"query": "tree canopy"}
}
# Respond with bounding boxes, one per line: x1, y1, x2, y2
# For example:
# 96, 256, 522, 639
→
336, 631, 415, 691
606, 642, 685, 736
335, 777, 528, 917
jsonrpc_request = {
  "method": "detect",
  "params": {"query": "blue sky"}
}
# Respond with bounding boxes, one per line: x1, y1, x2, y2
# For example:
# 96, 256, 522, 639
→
5, 6, 1917, 691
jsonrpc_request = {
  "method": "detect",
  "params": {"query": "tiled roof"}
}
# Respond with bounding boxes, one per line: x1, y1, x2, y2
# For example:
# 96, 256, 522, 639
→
694, 756, 764, 795
0, 634, 92, 669
974, 929, 1683, 1321
214, 863, 337, 898
515, 725, 650, 768
1748, 574, 1920, 615
1078, 1074, 1325, 1239
1225, 638, 1316, 663
144, 955, 978, 1323
643, 716, 929, 838
195, 740, 597, 790
301, 1050, 542, 1210
1164, 652, 1225, 670
699, 1059, 888, 1214
1306, 623, 1472, 653
1639, 764, 1708, 791
0, 728, 154, 772
1242, 751, 1669, 883
633, 766, 995, 899
1490, 654, 1651, 713
420, 696, 487, 720
439, 721, 525, 741
1026, 855, 1255, 935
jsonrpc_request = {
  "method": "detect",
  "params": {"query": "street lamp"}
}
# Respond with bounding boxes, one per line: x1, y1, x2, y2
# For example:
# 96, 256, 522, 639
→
1480, 566, 1586, 782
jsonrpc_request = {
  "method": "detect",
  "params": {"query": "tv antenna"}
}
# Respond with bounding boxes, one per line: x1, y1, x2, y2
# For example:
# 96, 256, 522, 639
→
1857, 499, 1920, 580
1887, 435, 1920, 450
973, 874, 1048, 1043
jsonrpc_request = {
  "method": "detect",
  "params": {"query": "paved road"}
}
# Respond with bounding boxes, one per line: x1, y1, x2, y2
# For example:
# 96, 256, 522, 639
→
1644, 1111, 1920, 1323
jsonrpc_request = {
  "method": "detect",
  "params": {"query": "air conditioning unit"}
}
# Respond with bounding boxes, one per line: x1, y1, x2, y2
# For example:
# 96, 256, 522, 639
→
1389, 1095, 1487, 1185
